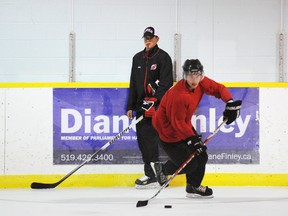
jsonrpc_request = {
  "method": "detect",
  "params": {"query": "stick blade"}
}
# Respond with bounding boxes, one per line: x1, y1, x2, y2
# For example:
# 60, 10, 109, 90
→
136, 200, 148, 207
31, 182, 57, 189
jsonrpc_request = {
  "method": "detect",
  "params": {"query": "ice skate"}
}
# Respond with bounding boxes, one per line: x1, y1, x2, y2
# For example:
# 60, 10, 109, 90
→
186, 184, 214, 198
135, 175, 159, 189
151, 162, 168, 186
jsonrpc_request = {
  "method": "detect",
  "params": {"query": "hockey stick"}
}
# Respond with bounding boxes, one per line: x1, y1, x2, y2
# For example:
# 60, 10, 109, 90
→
31, 115, 144, 189
136, 119, 227, 207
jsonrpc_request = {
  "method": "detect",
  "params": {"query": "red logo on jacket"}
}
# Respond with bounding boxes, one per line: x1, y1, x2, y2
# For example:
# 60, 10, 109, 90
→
150, 64, 157, 70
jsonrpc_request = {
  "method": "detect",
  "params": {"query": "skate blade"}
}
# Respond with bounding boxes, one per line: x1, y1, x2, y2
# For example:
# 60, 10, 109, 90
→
186, 193, 214, 199
135, 182, 160, 190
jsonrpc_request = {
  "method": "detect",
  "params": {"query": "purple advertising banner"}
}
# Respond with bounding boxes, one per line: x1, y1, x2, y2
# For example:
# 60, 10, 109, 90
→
53, 87, 259, 165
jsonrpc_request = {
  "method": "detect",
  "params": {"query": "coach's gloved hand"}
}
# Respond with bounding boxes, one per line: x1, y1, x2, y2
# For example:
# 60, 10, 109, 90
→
223, 100, 242, 125
186, 135, 206, 155
141, 97, 157, 118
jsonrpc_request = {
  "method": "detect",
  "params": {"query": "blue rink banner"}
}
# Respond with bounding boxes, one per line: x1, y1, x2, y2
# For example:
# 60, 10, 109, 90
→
53, 88, 259, 165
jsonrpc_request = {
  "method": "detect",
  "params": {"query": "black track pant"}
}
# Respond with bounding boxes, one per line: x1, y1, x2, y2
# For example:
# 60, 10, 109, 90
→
159, 139, 208, 187
136, 117, 160, 178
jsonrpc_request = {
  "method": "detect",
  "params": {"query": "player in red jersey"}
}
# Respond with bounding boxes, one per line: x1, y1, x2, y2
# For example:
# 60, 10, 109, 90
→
152, 59, 241, 198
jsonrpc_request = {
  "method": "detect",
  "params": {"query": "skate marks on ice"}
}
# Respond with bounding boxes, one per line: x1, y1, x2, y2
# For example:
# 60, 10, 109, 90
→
0, 187, 287, 216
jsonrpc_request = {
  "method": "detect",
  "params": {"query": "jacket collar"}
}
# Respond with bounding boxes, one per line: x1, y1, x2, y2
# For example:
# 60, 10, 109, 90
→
143, 44, 159, 58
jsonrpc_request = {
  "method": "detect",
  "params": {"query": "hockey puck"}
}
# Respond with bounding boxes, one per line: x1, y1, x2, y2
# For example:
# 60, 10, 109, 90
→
164, 205, 172, 208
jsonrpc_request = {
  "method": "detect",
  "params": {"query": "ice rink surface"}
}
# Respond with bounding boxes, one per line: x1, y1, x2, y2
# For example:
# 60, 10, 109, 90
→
0, 186, 287, 216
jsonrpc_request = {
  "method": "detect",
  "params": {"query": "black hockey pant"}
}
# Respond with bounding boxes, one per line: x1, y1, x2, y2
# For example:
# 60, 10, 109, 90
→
159, 139, 208, 187
136, 117, 160, 178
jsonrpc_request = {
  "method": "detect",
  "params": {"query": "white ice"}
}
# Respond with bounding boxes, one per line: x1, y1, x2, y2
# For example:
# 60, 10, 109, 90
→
0, 186, 287, 216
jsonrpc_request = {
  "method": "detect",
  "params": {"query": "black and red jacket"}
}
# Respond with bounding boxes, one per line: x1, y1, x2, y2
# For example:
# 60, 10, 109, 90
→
127, 45, 173, 113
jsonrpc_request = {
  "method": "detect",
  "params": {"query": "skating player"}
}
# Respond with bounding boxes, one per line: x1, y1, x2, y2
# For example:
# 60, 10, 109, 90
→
152, 59, 241, 197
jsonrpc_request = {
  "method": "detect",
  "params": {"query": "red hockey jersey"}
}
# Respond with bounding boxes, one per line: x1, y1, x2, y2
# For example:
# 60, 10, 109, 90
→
152, 77, 232, 143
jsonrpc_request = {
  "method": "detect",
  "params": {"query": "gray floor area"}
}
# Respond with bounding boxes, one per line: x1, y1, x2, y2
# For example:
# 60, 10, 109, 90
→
0, 186, 287, 216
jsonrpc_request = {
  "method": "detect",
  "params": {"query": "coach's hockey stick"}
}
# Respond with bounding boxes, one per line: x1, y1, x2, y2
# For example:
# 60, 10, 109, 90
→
136, 119, 227, 207
31, 115, 144, 189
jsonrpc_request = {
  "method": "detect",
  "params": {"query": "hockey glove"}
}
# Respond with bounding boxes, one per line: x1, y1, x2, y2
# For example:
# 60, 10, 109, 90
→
186, 135, 207, 155
223, 100, 242, 125
141, 97, 157, 118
